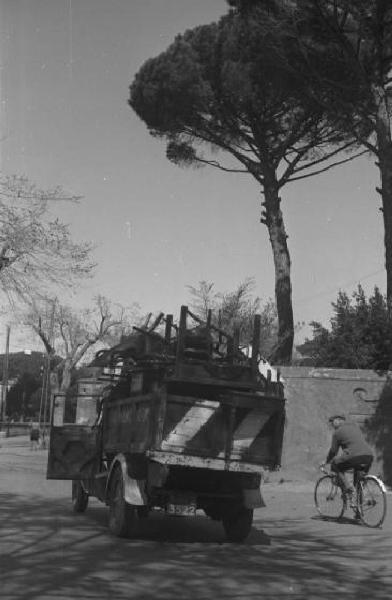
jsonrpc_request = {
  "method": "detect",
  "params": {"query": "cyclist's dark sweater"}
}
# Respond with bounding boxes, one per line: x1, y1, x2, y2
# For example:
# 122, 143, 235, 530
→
326, 421, 373, 463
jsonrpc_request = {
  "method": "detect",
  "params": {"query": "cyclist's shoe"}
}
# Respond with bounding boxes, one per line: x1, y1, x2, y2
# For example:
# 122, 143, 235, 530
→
353, 508, 361, 521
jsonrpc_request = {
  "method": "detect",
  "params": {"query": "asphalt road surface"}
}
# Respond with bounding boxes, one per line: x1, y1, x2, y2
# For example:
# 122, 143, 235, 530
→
0, 435, 391, 600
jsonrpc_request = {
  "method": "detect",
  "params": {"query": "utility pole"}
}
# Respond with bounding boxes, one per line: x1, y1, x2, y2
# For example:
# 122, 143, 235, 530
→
1, 325, 11, 428
43, 300, 56, 429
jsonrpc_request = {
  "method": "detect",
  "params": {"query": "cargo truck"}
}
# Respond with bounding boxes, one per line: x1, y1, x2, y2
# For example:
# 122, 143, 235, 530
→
47, 306, 285, 542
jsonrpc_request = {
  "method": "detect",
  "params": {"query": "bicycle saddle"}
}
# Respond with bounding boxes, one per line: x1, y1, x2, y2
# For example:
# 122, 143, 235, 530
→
355, 463, 370, 473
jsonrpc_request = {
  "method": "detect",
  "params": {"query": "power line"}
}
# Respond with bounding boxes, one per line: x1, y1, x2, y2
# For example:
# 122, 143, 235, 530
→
295, 268, 385, 306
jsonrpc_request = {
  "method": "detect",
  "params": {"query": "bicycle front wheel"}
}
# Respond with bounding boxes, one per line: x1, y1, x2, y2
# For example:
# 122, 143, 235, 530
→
314, 475, 345, 519
358, 476, 387, 528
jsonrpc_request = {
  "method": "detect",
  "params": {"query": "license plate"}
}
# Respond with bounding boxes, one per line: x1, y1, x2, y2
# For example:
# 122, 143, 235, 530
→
167, 502, 196, 517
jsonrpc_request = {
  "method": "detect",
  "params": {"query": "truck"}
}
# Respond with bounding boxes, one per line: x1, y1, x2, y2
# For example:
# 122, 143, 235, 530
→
47, 306, 285, 542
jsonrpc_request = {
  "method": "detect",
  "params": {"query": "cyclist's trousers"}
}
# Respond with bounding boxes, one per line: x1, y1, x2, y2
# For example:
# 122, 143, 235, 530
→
331, 454, 373, 474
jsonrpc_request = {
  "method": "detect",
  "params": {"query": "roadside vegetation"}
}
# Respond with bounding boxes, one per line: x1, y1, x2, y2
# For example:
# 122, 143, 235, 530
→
298, 285, 392, 371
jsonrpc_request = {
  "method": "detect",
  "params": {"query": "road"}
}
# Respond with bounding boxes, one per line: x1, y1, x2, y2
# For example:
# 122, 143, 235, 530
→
0, 436, 391, 600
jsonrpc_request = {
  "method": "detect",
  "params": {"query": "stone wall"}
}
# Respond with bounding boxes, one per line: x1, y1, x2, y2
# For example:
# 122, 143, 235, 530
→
278, 367, 392, 485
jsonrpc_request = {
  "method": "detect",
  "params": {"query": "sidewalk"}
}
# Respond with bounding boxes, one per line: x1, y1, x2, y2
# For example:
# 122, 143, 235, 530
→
0, 434, 48, 457
0, 433, 30, 447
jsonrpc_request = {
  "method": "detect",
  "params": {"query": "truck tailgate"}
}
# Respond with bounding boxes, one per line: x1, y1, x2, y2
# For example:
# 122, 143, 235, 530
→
158, 392, 284, 469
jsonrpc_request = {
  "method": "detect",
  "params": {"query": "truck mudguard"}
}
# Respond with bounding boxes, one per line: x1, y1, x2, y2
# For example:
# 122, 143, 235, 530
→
242, 488, 266, 509
106, 454, 147, 506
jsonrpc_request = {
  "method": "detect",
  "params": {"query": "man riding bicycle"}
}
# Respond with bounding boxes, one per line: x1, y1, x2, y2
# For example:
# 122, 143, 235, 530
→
321, 414, 374, 502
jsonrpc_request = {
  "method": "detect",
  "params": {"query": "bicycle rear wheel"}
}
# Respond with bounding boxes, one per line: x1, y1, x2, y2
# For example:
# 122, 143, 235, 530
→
314, 475, 345, 519
358, 476, 387, 528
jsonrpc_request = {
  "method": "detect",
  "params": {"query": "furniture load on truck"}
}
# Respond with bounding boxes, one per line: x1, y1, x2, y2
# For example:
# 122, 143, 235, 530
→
47, 306, 285, 542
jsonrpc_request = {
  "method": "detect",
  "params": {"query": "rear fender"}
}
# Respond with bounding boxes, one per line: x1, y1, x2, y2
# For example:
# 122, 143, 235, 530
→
242, 488, 266, 509
106, 454, 147, 506
365, 475, 387, 493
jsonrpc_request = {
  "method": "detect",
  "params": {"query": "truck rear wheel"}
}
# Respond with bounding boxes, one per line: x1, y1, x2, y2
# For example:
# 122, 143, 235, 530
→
203, 503, 222, 521
108, 467, 139, 538
222, 507, 253, 542
72, 480, 89, 513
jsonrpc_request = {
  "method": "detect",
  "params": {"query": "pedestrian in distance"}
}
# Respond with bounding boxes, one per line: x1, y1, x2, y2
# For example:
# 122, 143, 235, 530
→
40, 428, 47, 450
30, 421, 40, 451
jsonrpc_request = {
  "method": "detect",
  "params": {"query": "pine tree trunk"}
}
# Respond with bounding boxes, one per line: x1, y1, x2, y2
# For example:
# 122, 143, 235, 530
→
374, 85, 392, 317
263, 180, 294, 364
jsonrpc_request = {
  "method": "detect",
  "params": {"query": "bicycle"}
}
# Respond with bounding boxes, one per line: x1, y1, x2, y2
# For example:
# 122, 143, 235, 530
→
314, 464, 387, 528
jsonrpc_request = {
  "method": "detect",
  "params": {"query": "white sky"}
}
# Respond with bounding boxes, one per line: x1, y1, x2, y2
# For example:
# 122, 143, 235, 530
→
0, 0, 385, 353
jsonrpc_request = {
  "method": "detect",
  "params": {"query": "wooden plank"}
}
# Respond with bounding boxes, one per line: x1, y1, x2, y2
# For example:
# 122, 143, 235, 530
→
175, 305, 188, 371
166, 395, 223, 408
147, 450, 267, 473
164, 314, 173, 345
52, 394, 66, 426
216, 408, 278, 463
75, 396, 98, 426
103, 391, 163, 452
219, 393, 284, 410
165, 392, 280, 412
272, 405, 285, 467
167, 372, 282, 396
224, 406, 236, 467
161, 400, 220, 452
155, 388, 167, 447
77, 379, 105, 396
251, 314, 261, 376
228, 437, 272, 462
160, 393, 284, 467
230, 408, 271, 454
106, 393, 159, 408
104, 441, 149, 454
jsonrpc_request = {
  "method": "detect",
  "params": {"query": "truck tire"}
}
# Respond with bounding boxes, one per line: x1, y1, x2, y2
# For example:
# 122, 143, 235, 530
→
108, 467, 139, 538
222, 508, 253, 542
203, 504, 222, 521
72, 480, 89, 513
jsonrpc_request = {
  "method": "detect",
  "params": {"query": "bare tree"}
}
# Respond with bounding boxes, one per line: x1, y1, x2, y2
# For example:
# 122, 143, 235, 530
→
25, 295, 132, 394
0, 174, 94, 304
187, 281, 218, 321
188, 278, 278, 358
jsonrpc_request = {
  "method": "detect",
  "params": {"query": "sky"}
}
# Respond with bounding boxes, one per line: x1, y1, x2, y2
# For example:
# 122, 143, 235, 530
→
0, 0, 386, 353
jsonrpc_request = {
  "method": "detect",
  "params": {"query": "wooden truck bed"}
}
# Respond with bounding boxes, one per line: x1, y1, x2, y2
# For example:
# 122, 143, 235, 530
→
47, 305, 286, 480
102, 387, 284, 472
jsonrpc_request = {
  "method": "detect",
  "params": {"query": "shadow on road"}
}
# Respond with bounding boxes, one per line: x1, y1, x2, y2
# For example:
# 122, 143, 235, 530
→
311, 515, 362, 526
0, 491, 390, 600
83, 501, 272, 545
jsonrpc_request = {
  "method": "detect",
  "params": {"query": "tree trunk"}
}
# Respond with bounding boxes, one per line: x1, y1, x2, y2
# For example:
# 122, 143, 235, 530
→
263, 179, 294, 364
374, 84, 392, 317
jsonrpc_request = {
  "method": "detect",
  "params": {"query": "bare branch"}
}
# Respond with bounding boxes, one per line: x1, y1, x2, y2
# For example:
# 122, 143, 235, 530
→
0, 174, 95, 304
189, 156, 250, 173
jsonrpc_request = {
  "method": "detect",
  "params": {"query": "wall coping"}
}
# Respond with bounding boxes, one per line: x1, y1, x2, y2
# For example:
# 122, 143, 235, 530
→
278, 366, 391, 382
